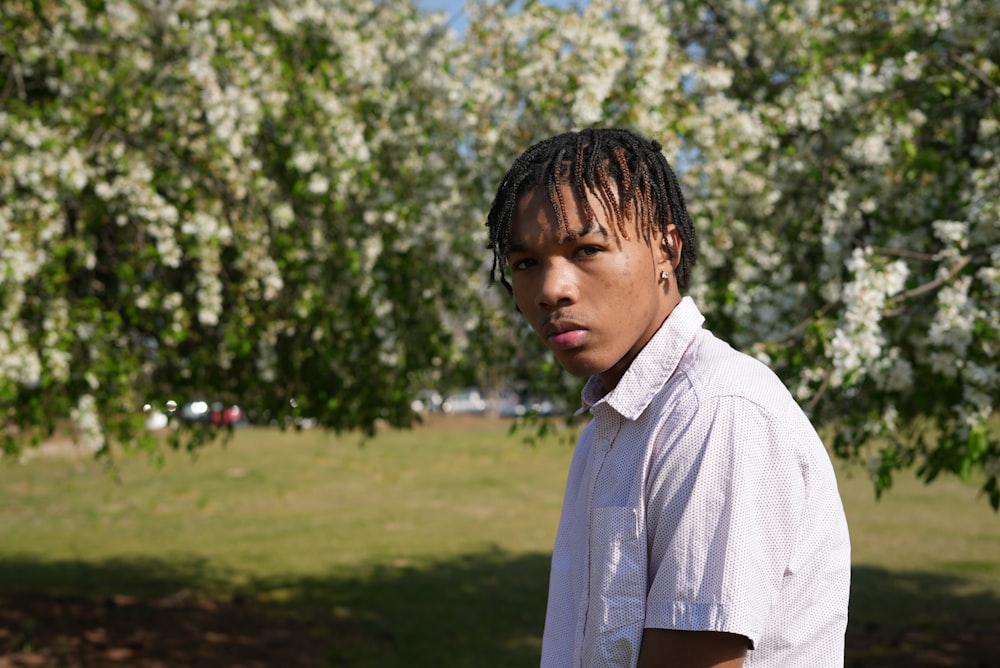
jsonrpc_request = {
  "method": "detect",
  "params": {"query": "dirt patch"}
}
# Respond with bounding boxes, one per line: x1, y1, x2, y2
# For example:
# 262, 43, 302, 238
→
2, 592, 999, 667
0, 594, 339, 668
846, 620, 1000, 667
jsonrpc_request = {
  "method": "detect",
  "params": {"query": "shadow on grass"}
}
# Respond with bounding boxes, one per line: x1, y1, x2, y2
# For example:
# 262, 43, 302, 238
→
0, 549, 550, 668
847, 565, 1000, 667
1, 555, 998, 667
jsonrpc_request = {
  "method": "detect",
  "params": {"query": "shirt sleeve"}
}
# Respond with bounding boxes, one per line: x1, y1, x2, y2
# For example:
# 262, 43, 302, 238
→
642, 393, 806, 649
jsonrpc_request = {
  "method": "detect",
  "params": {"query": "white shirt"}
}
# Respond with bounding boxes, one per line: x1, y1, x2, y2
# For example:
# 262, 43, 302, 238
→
540, 297, 851, 668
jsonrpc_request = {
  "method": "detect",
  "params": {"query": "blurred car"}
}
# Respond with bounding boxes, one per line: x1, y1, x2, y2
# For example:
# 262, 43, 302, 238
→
180, 400, 211, 423
210, 402, 244, 426
500, 395, 565, 417
498, 391, 527, 417
143, 409, 169, 431
441, 388, 487, 415
411, 389, 444, 414
180, 400, 247, 426
527, 397, 564, 416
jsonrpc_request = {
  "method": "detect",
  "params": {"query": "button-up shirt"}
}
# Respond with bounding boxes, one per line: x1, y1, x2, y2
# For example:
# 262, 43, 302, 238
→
540, 297, 851, 667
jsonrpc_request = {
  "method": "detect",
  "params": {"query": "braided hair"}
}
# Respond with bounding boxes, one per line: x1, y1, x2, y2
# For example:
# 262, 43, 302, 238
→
486, 128, 698, 294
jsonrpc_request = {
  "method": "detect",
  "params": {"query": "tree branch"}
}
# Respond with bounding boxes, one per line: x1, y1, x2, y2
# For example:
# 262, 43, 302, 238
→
806, 370, 830, 413
892, 254, 971, 302
948, 52, 1000, 99
871, 246, 938, 261
772, 301, 837, 346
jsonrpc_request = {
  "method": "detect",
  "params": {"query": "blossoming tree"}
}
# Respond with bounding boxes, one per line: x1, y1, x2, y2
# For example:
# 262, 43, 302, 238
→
2, 0, 997, 506
459, 0, 999, 506
1, 0, 482, 454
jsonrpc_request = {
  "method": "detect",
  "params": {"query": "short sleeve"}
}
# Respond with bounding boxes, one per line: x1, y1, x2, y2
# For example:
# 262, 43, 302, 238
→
642, 395, 806, 648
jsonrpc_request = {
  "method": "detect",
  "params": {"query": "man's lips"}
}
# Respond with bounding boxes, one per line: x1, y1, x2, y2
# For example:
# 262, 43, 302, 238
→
548, 329, 588, 349
542, 320, 589, 350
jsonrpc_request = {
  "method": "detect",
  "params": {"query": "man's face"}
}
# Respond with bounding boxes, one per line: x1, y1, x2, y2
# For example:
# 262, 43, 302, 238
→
507, 183, 679, 390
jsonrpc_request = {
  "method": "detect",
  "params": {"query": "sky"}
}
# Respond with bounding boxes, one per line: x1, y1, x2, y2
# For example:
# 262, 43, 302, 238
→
417, 0, 578, 12
415, 0, 581, 31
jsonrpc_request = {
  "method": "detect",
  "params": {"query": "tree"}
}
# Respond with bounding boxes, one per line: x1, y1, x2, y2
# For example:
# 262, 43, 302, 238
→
659, 0, 999, 507
2, 0, 997, 507
1, 0, 482, 455
459, 0, 999, 506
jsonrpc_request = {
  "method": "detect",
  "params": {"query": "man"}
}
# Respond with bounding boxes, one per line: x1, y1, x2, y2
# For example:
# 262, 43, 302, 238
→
485, 129, 850, 668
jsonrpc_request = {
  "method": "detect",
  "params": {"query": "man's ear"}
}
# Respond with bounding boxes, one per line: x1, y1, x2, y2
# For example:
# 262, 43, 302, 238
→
659, 224, 682, 268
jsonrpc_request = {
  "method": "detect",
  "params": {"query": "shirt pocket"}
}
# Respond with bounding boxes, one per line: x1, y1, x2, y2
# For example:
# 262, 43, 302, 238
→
590, 506, 645, 632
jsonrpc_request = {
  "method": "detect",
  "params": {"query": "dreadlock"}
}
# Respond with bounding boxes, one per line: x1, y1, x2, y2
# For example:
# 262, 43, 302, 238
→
486, 128, 698, 294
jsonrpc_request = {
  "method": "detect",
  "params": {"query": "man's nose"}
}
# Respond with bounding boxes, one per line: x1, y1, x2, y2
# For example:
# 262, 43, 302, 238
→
536, 261, 578, 308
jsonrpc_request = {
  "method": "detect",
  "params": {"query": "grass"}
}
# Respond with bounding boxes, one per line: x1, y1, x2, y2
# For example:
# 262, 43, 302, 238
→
1, 417, 998, 667
3, 418, 567, 574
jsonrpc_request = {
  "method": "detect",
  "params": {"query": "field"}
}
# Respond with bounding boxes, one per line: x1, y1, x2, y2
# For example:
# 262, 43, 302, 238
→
1, 418, 998, 667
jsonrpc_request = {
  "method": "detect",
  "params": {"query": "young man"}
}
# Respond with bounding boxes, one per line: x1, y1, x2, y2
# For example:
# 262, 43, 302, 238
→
486, 129, 850, 668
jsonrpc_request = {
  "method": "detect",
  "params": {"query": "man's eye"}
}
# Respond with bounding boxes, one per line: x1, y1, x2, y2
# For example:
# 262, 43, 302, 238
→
510, 258, 535, 271
577, 246, 600, 257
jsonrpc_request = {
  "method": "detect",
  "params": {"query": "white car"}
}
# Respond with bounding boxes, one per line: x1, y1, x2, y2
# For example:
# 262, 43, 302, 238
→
442, 388, 487, 415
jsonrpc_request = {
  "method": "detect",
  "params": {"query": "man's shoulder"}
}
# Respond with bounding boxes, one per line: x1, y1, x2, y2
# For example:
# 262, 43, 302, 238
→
677, 329, 792, 411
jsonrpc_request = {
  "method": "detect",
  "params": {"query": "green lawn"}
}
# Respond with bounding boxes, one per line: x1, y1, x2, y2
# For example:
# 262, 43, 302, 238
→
1, 419, 998, 667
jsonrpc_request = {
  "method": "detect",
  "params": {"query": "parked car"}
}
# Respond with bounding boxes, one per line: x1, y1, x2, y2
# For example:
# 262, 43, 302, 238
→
526, 397, 565, 417
411, 389, 444, 414
498, 395, 565, 418
179, 400, 211, 423
441, 388, 487, 415
210, 402, 244, 426
498, 391, 528, 417
179, 400, 247, 426
143, 408, 169, 431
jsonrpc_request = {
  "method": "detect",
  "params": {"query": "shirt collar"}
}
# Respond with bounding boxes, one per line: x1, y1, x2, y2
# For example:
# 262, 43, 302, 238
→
577, 296, 705, 421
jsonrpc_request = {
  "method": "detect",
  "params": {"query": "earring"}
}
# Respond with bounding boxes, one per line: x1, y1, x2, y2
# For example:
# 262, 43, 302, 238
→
660, 270, 670, 279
